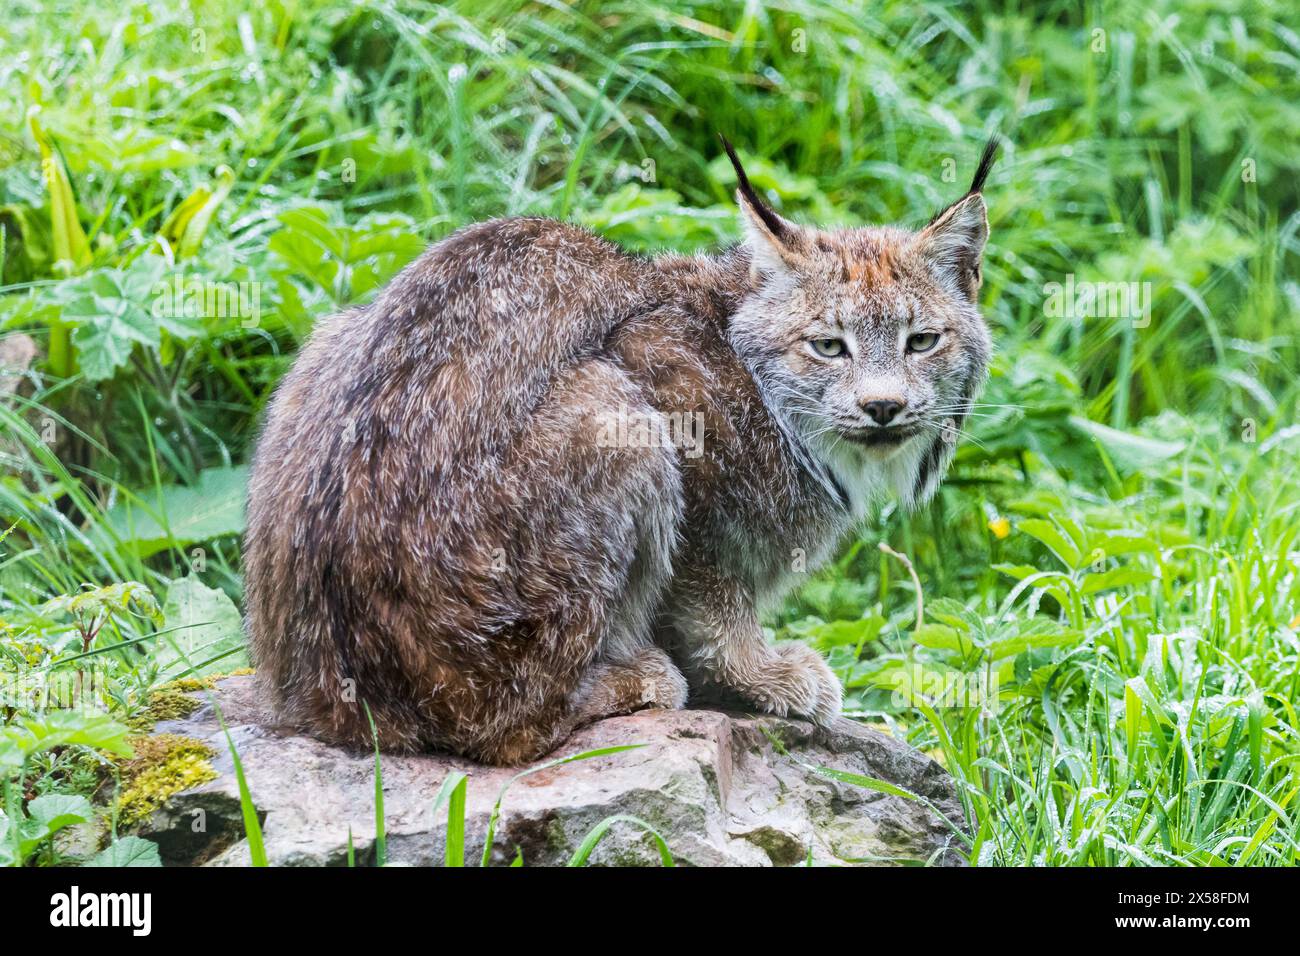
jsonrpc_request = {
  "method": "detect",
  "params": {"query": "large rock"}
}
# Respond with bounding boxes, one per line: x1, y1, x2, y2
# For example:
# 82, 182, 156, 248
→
141, 675, 965, 866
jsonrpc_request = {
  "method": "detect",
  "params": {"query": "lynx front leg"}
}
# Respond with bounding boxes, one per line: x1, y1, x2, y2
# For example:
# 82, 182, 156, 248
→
670, 569, 841, 726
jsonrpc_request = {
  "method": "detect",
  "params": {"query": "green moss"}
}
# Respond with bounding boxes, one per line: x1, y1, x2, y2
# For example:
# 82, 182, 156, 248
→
158, 676, 216, 693
148, 688, 203, 722
117, 734, 217, 827
124, 670, 255, 733
124, 686, 201, 733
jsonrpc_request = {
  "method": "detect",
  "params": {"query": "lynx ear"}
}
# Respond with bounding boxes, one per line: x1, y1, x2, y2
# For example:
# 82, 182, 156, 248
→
916, 194, 988, 299
719, 135, 803, 276
916, 136, 998, 300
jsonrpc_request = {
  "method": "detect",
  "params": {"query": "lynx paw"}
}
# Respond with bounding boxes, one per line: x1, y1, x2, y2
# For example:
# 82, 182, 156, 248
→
572, 649, 688, 726
743, 642, 842, 727
637, 658, 690, 710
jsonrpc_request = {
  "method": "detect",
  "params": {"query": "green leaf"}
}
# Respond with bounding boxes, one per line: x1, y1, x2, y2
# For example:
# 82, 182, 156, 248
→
157, 576, 247, 678
41, 580, 163, 628
1126, 676, 1175, 728
567, 814, 674, 867
85, 835, 162, 867
1080, 565, 1156, 594
787, 612, 885, 649
25, 793, 92, 837
1086, 529, 1161, 561
987, 620, 1085, 659
366, 703, 385, 868
56, 260, 171, 382
431, 771, 468, 867
176, 166, 236, 259
926, 597, 985, 636
1014, 648, 1057, 684
993, 563, 1040, 581
268, 204, 423, 304
211, 699, 267, 867
1017, 519, 1084, 569
1, 711, 134, 767
480, 745, 645, 867
11, 794, 93, 863
28, 110, 91, 271
1125, 678, 1142, 771
101, 465, 248, 556
1068, 415, 1186, 474
913, 622, 965, 651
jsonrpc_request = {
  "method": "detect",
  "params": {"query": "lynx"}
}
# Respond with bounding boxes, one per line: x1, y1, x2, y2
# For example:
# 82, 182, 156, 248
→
245, 137, 998, 765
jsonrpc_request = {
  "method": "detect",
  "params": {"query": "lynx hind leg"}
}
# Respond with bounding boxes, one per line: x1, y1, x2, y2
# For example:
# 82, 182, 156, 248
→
470, 360, 684, 766
490, 649, 686, 766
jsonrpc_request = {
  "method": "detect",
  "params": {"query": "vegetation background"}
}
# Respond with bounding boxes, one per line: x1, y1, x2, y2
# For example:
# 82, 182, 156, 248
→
1, 0, 1298, 866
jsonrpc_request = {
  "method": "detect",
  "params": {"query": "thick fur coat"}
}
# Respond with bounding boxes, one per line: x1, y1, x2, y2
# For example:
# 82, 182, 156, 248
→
244, 140, 997, 764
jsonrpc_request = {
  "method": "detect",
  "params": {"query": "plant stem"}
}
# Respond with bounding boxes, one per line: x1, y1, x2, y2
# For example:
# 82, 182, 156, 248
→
879, 542, 924, 634
46, 317, 74, 379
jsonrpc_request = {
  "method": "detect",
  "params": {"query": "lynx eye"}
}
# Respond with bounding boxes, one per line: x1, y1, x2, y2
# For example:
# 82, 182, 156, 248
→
809, 338, 846, 358
906, 332, 940, 354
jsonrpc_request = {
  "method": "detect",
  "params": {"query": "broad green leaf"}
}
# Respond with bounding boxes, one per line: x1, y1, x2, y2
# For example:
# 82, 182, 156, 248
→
102, 465, 248, 556
1087, 528, 1161, 560
57, 259, 169, 382
25, 793, 92, 840
993, 563, 1040, 581
1068, 415, 1186, 473
41, 581, 163, 628
1017, 519, 1084, 569
1080, 565, 1156, 594
926, 598, 985, 638
2, 711, 134, 765
987, 621, 1085, 659
269, 204, 423, 304
1053, 515, 1090, 561
85, 835, 163, 867
157, 575, 247, 678
70, 313, 151, 382
913, 622, 965, 651
787, 613, 886, 649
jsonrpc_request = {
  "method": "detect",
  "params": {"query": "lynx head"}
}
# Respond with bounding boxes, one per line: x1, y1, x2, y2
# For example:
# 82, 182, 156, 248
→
722, 136, 997, 510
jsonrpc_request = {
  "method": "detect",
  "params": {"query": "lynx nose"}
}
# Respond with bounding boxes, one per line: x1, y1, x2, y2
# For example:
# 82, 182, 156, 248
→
862, 398, 905, 425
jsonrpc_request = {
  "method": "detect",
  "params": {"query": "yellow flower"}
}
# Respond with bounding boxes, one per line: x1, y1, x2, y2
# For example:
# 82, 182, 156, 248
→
988, 516, 1011, 539
1289, 613, 1300, 629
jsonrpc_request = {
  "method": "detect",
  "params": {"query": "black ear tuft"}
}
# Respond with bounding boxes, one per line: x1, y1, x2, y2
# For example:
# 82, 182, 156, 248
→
967, 135, 1000, 196
718, 133, 790, 241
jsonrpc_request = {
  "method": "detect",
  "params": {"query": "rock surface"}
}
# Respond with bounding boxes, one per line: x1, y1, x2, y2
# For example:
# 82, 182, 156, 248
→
141, 675, 965, 866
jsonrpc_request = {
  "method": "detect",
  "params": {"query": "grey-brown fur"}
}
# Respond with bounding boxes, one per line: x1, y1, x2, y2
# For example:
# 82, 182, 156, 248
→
245, 141, 997, 765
